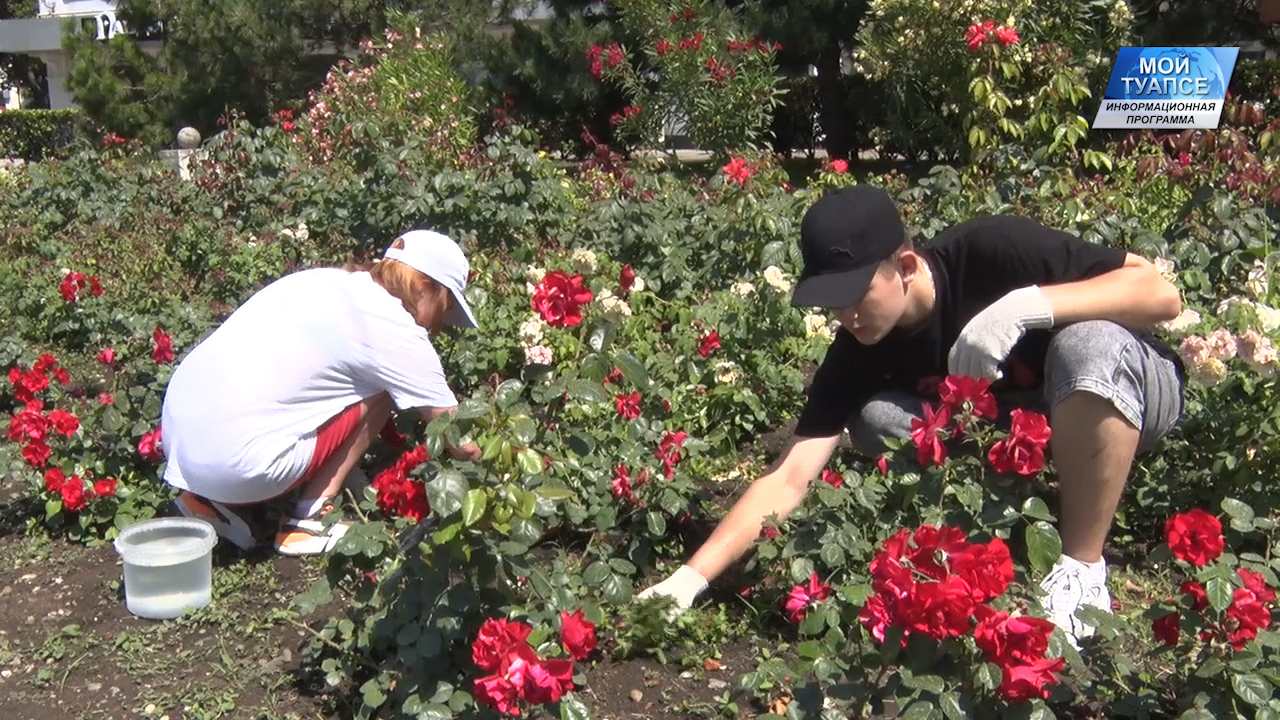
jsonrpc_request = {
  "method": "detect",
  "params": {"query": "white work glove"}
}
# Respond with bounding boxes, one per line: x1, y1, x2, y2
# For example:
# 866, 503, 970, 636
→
635, 565, 708, 615
948, 286, 1055, 381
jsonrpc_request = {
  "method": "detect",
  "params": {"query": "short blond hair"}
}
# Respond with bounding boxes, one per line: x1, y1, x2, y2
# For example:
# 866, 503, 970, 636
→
345, 238, 452, 333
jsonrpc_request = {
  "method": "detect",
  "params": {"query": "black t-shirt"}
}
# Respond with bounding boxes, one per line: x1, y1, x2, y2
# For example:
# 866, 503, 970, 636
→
794, 214, 1185, 438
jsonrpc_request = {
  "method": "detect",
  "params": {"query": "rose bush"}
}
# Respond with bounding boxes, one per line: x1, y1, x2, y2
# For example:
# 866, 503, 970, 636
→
2, 19, 1279, 716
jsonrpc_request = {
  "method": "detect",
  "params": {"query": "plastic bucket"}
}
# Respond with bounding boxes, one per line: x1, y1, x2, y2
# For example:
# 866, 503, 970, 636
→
112, 517, 219, 620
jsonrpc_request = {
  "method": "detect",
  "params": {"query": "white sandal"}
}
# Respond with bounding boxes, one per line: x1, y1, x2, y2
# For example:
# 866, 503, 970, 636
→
274, 516, 350, 556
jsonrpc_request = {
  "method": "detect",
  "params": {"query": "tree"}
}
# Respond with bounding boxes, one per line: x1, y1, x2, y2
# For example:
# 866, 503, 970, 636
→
61, 0, 534, 147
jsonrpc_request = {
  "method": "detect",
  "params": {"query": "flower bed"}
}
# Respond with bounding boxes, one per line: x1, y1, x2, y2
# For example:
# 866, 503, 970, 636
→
2, 15, 1280, 717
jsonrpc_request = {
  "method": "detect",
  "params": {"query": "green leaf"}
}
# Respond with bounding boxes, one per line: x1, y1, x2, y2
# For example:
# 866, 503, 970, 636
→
1206, 576, 1235, 614
600, 571, 628, 604
645, 512, 666, 536
1231, 673, 1273, 707
453, 397, 489, 419
613, 350, 650, 388
974, 663, 1001, 691
537, 486, 575, 502
583, 561, 609, 586
939, 692, 966, 720
1221, 498, 1255, 522
461, 489, 487, 527
517, 448, 544, 477
427, 470, 468, 517
566, 379, 611, 404
360, 678, 387, 708
494, 379, 525, 409
559, 693, 593, 720
1025, 521, 1062, 576
1026, 703, 1056, 720
899, 699, 935, 720
1020, 497, 1056, 522
902, 674, 945, 694
292, 577, 334, 615
797, 640, 824, 659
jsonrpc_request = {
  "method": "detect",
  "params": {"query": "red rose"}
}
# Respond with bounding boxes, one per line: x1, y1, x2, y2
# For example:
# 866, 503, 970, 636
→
22, 439, 50, 468
615, 391, 641, 420
973, 606, 1056, 667
619, 264, 636, 292
721, 157, 754, 186
697, 329, 720, 357
60, 476, 87, 512
1152, 612, 1181, 646
987, 409, 1051, 476
93, 477, 119, 497
152, 326, 175, 364
997, 656, 1066, 702
138, 427, 165, 463
820, 468, 844, 488
909, 402, 949, 467
531, 271, 593, 328
48, 409, 79, 437
784, 572, 832, 624
938, 374, 997, 431
559, 609, 598, 660
1164, 508, 1224, 567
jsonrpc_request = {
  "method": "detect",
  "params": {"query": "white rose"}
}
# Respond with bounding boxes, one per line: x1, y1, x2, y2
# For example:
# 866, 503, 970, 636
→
524, 345, 554, 366
730, 281, 755, 297
1153, 257, 1177, 283
1246, 259, 1268, 299
597, 289, 632, 320
1255, 304, 1280, 333
803, 313, 833, 339
518, 316, 545, 348
570, 248, 598, 273
714, 361, 741, 385
762, 266, 790, 293
1157, 308, 1201, 335
630, 277, 645, 293
526, 266, 546, 284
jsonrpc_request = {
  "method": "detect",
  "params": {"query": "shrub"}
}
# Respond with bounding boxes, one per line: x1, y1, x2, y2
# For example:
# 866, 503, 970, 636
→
1, 72, 1278, 720
295, 12, 477, 173
853, 0, 1134, 165
586, 0, 787, 156
0, 109, 93, 161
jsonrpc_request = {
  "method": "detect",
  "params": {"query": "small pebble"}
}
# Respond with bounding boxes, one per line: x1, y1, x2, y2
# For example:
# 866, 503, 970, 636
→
86, 682, 101, 692
1, 670, 11, 679
679, 670, 694, 679
144, 703, 156, 715
708, 679, 728, 691
629, 689, 643, 702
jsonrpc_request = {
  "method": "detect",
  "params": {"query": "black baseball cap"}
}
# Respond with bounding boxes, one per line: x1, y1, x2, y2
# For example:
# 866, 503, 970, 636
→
790, 185, 906, 309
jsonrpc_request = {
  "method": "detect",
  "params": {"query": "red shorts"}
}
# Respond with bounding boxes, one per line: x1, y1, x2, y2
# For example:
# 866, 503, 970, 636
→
296, 400, 364, 485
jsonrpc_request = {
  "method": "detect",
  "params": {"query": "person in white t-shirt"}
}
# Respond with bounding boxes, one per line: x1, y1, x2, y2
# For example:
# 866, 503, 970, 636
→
160, 229, 482, 556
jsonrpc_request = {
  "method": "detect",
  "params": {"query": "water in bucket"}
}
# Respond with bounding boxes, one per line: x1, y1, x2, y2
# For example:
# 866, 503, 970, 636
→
114, 517, 218, 620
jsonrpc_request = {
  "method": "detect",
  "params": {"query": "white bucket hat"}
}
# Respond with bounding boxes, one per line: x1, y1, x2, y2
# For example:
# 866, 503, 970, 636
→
382, 229, 479, 328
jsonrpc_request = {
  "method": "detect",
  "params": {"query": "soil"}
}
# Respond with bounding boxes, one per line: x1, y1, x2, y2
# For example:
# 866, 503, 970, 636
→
0, 488, 776, 720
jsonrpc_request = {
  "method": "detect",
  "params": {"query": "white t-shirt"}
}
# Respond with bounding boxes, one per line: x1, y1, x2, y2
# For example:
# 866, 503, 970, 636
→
160, 268, 458, 502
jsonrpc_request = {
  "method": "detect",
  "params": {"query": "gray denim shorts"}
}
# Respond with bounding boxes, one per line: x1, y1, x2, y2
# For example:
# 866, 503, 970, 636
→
846, 320, 1184, 456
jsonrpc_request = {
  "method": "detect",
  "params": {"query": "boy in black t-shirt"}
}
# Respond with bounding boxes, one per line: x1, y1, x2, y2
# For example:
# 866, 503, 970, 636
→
639, 185, 1186, 645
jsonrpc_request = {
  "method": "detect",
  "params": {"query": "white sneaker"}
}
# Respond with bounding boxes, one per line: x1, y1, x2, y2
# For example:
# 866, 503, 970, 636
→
1039, 556, 1112, 646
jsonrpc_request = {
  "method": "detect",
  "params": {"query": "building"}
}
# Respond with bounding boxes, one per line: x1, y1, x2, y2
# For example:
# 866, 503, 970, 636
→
0, 0, 164, 109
